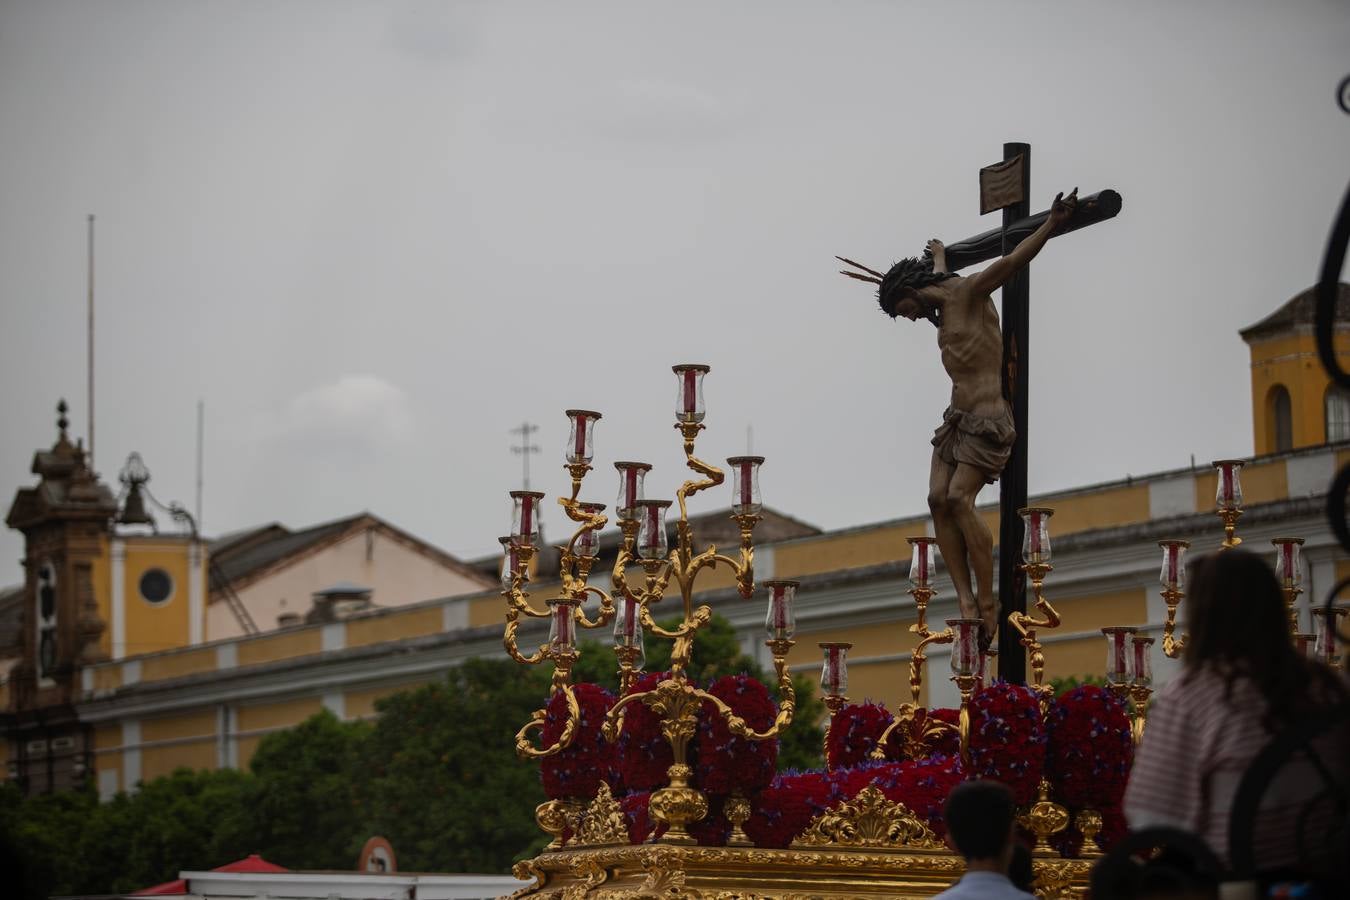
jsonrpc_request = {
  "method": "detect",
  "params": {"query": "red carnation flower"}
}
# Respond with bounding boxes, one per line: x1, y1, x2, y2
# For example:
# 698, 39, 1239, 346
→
967, 682, 1047, 805
744, 771, 840, 849
615, 672, 678, 792
540, 682, 617, 801
824, 702, 903, 769
695, 674, 779, 796
1045, 685, 1133, 809
620, 791, 668, 844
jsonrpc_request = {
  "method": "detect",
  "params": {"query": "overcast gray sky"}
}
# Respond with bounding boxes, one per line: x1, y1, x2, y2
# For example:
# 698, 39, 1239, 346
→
2, 0, 1348, 586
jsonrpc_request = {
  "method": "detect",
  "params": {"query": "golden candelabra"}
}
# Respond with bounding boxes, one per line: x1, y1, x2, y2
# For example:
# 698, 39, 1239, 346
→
586, 364, 796, 845
1007, 507, 1061, 716
502, 368, 798, 846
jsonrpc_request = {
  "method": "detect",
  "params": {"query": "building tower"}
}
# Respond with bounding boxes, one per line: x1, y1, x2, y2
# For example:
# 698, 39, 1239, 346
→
3, 401, 117, 791
1241, 282, 1350, 455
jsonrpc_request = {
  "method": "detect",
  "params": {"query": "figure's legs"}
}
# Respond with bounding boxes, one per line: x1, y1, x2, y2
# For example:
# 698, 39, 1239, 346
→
946, 463, 997, 647
927, 451, 976, 620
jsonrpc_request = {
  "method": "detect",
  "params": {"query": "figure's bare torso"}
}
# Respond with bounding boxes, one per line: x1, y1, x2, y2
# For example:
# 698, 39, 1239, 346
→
936, 277, 1007, 418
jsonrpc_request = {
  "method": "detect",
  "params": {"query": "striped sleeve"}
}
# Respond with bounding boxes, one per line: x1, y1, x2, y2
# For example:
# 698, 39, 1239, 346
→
1123, 677, 1206, 833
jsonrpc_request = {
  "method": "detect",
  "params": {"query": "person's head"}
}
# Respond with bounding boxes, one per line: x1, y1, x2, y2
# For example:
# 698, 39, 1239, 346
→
877, 257, 955, 326
1185, 548, 1347, 728
943, 780, 1017, 867
1184, 547, 1290, 673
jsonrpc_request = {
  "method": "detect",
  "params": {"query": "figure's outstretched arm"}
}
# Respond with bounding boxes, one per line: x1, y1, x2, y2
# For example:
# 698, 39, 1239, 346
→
925, 239, 948, 274
968, 189, 1077, 295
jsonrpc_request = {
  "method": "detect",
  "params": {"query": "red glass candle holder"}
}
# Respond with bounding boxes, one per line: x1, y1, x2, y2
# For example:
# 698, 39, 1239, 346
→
635, 499, 672, 560
1159, 539, 1188, 590
1212, 459, 1245, 509
727, 455, 764, 515
1101, 626, 1137, 686
673, 364, 709, 424
947, 618, 982, 677
908, 537, 937, 588
510, 490, 546, 548
819, 642, 850, 697
1020, 507, 1053, 565
613, 461, 652, 521
764, 580, 798, 641
1272, 537, 1305, 589
565, 409, 602, 465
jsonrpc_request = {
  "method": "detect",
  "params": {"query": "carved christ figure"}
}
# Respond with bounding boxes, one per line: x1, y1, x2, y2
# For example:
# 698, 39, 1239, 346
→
841, 189, 1078, 648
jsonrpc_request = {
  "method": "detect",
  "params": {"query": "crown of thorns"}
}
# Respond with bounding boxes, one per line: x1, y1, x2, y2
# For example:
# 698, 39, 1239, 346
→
837, 254, 955, 321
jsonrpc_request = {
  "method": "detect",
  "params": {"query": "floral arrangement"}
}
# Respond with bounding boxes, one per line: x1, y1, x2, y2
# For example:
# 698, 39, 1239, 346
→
539, 676, 1134, 852
1045, 685, 1134, 855
823, 702, 898, 769
967, 681, 1047, 804
1045, 685, 1133, 809
742, 770, 840, 849
695, 674, 779, 796
540, 682, 617, 800
615, 672, 676, 792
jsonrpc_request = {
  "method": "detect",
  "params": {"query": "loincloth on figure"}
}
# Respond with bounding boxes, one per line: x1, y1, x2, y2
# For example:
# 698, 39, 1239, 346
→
930, 405, 1016, 484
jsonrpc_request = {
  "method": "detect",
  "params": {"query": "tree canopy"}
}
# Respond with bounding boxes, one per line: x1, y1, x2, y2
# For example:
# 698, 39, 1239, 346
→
1, 614, 824, 898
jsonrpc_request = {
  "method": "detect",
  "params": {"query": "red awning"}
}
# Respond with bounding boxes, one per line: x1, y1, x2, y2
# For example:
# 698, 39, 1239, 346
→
132, 854, 288, 894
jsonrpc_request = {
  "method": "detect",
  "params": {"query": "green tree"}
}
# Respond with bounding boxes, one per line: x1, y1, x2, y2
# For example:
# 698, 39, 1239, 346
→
227, 709, 373, 870
354, 658, 550, 872
1050, 673, 1109, 696
87, 768, 255, 894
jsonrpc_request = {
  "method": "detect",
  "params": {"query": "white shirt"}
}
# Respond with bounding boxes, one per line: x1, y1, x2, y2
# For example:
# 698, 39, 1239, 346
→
933, 871, 1035, 900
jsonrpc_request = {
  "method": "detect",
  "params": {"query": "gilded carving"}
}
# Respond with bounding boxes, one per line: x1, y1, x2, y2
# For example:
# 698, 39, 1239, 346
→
1032, 858, 1091, 900
562, 856, 609, 899
575, 784, 630, 847
793, 786, 941, 849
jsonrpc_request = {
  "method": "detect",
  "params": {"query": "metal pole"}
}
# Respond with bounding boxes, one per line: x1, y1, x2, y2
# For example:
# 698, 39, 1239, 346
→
87, 214, 95, 469
997, 142, 1030, 685
196, 400, 205, 532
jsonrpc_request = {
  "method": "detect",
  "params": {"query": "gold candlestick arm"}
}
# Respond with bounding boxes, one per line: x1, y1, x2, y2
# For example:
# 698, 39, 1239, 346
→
1008, 561, 1060, 711
822, 693, 850, 768
1160, 586, 1187, 658
908, 628, 954, 706
701, 639, 796, 740
1218, 506, 1243, 549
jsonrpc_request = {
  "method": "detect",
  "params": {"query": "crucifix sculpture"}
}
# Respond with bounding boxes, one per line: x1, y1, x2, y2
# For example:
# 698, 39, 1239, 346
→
841, 143, 1121, 684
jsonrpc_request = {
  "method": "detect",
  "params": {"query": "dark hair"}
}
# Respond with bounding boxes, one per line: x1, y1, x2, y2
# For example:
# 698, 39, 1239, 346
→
943, 779, 1015, 861
877, 257, 954, 325
1184, 548, 1348, 731
1008, 841, 1035, 892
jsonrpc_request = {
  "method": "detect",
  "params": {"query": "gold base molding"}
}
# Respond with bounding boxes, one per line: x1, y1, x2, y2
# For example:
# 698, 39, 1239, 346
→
506, 843, 1092, 899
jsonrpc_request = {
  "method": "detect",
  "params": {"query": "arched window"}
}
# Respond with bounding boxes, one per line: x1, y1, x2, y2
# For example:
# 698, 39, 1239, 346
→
1268, 385, 1293, 452
1326, 385, 1350, 443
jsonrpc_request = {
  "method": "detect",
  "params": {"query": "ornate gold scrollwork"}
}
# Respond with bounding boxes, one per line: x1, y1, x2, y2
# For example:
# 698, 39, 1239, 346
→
793, 786, 941, 849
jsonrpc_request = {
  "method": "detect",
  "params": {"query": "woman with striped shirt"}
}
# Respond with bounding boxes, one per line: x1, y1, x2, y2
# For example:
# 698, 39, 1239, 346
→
1123, 548, 1349, 880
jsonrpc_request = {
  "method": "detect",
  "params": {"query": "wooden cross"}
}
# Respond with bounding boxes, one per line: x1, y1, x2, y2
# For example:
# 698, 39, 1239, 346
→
943, 143, 1122, 684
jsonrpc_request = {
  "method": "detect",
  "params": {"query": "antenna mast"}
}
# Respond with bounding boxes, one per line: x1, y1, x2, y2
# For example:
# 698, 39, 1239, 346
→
196, 400, 205, 532
87, 214, 95, 469
509, 422, 540, 490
